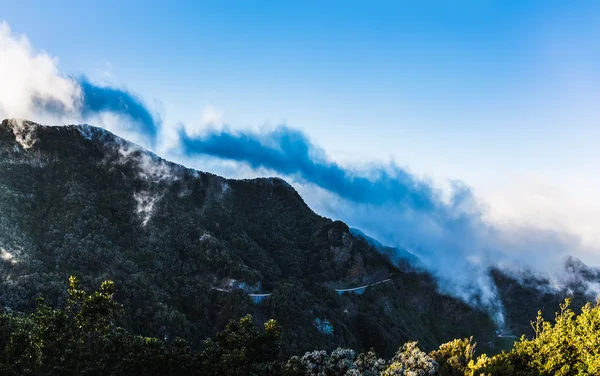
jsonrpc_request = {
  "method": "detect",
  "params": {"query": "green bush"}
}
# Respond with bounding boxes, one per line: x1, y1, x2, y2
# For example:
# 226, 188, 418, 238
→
467, 298, 600, 376
2, 275, 600, 376
430, 337, 475, 376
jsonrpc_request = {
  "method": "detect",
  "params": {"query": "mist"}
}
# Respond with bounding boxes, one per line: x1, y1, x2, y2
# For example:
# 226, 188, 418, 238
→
178, 125, 600, 325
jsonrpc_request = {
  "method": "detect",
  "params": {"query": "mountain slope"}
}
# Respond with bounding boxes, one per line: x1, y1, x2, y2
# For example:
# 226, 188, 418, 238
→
0, 119, 507, 356
349, 228, 424, 271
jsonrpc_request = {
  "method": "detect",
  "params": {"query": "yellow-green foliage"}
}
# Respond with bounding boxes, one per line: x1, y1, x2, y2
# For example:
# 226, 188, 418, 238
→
2, 276, 600, 376
466, 352, 513, 376
382, 341, 438, 376
467, 298, 600, 376
430, 337, 476, 376
510, 298, 600, 376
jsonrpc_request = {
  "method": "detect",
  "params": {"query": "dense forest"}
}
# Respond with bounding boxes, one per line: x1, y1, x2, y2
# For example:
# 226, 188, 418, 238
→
0, 120, 503, 356
1, 277, 598, 376
2, 120, 599, 372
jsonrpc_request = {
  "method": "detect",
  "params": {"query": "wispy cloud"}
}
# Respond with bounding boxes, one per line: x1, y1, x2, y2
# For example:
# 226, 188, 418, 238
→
177, 124, 600, 325
77, 77, 161, 146
180, 126, 442, 209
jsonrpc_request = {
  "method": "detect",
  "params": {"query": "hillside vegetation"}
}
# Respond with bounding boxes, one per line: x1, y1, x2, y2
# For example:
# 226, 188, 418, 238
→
1, 277, 598, 375
0, 120, 499, 356
1, 119, 598, 359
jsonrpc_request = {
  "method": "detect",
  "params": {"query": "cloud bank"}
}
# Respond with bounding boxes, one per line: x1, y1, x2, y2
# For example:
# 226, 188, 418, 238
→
178, 125, 600, 325
0, 21, 160, 147
178, 126, 505, 317
0, 22, 79, 121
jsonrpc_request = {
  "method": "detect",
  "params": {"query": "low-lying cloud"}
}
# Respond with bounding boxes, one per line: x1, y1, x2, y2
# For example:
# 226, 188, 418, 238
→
179, 125, 600, 325
178, 126, 505, 316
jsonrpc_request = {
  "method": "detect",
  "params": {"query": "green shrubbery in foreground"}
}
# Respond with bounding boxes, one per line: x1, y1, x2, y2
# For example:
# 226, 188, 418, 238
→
0, 277, 598, 375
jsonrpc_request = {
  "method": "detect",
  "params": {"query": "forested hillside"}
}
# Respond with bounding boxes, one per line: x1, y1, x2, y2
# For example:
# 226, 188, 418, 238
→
0, 119, 595, 359
0, 119, 501, 356
1, 277, 598, 375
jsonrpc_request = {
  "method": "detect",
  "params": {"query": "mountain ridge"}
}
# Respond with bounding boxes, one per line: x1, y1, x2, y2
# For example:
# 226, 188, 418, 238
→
0, 118, 593, 357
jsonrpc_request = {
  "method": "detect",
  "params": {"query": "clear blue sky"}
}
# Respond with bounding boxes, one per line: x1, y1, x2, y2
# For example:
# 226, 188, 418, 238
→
3, 0, 600, 245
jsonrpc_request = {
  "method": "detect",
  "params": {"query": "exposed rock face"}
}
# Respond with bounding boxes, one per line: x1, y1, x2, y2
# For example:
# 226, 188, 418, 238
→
329, 228, 354, 264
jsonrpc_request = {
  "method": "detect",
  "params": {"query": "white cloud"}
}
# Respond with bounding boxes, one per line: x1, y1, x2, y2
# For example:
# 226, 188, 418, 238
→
183, 104, 225, 137
0, 21, 80, 121
482, 173, 600, 264
83, 111, 155, 148
134, 191, 162, 226
158, 104, 225, 157
201, 104, 224, 128
0, 21, 160, 150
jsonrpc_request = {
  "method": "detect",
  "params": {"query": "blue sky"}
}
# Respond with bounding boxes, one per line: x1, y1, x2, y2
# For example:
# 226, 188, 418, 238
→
2, 0, 600, 312
1, 1, 600, 257
3, 0, 598, 184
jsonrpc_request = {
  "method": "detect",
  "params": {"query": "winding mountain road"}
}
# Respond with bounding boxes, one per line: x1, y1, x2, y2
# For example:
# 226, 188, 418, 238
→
334, 278, 392, 295
211, 277, 393, 302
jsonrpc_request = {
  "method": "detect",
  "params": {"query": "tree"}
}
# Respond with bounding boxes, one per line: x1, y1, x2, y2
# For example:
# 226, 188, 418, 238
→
3, 274, 600, 376
430, 337, 476, 376
509, 298, 600, 376
467, 298, 600, 376
354, 349, 388, 376
199, 314, 282, 376
382, 342, 438, 376
0, 276, 196, 375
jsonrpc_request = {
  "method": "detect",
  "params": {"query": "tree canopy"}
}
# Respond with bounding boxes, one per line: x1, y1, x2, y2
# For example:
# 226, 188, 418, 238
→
0, 277, 598, 375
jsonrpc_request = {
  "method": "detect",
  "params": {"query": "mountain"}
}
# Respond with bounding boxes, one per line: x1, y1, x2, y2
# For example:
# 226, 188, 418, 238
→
349, 228, 424, 271
491, 257, 600, 338
0, 118, 591, 357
